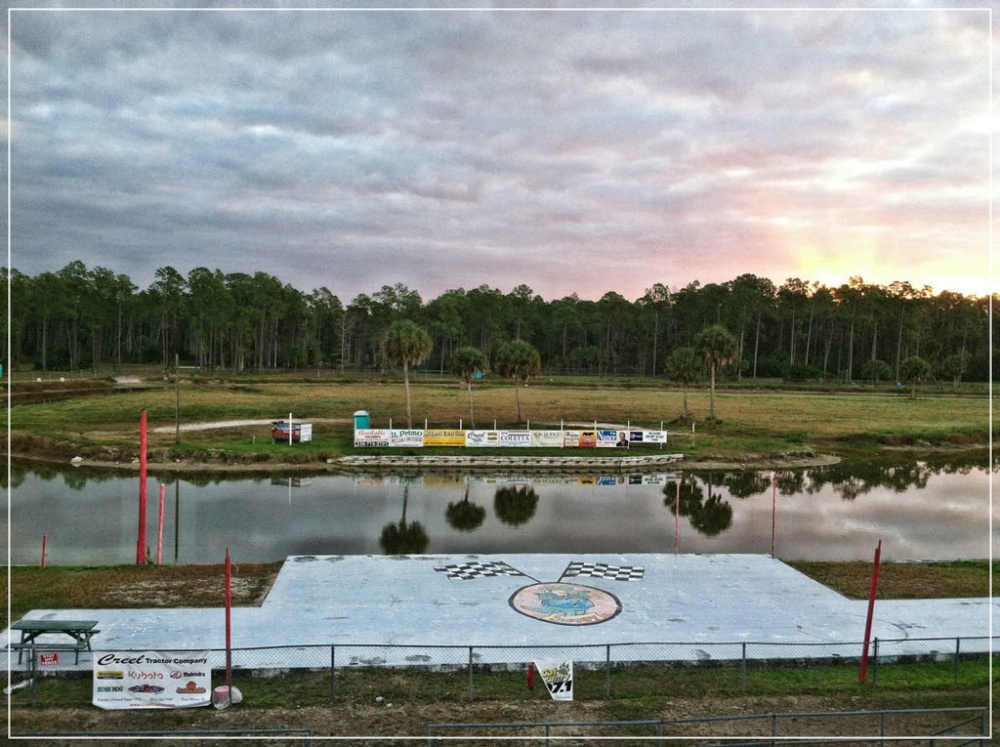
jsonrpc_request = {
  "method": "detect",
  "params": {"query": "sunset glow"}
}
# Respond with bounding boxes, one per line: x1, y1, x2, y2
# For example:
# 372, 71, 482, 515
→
7, 6, 992, 302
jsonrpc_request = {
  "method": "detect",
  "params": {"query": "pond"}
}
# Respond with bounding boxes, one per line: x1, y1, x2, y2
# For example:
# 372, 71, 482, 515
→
4, 453, 994, 565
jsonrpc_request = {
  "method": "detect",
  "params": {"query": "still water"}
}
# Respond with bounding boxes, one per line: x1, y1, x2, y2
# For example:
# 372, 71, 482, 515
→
5, 454, 994, 565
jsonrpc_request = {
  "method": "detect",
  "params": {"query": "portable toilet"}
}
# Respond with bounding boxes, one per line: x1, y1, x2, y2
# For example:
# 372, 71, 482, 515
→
353, 410, 370, 430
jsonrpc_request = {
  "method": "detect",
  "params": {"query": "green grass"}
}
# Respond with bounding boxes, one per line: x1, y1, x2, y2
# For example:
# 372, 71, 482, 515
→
10, 656, 993, 709
6, 378, 993, 465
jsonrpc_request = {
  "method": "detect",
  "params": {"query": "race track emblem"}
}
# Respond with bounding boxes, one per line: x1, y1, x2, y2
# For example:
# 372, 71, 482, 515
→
434, 560, 643, 626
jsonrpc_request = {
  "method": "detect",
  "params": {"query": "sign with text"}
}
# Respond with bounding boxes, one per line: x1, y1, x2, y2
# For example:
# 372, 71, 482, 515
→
498, 430, 531, 447
465, 430, 499, 447
530, 430, 565, 448
629, 430, 667, 444
534, 659, 574, 701
354, 428, 390, 447
597, 429, 629, 448
390, 429, 424, 448
423, 429, 465, 447
93, 651, 211, 710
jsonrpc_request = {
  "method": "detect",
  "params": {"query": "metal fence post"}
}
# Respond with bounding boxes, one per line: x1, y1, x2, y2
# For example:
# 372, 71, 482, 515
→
953, 637, 961, 686
467, 646, 474, 700
740, 642, 747, 694
604, 644, 611, 698
29, 647, 38, 706
871, 637, 879, 692
329, 645, 336, 700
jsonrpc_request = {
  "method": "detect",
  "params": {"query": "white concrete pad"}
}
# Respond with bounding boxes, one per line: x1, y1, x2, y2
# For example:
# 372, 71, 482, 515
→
5, 554, 994, 672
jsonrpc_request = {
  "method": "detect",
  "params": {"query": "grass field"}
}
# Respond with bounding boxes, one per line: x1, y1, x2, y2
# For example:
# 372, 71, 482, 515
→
6, 375, 993, 465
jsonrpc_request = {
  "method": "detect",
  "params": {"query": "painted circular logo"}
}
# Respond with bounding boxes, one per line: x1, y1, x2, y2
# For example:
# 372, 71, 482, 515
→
509, 582, 622, 626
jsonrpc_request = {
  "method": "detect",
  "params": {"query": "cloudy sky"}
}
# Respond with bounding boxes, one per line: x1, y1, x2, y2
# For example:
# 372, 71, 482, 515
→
6, 1, 994, 303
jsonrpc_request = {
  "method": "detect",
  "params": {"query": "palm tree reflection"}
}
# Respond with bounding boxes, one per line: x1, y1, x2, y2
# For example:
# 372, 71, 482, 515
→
446, 483, 486, 533
379, 486, 429, 555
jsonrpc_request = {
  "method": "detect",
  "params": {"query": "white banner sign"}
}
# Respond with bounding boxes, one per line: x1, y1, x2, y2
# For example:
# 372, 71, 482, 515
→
534, 659, 574, 701
498, 430, 531, 447
390, 429, 424, 447
530, 430, 565, 448
93, 651, 211, 709
354, 428, 390, 447
465, 430, 498, 447
597, 429, 630, 448
629, 430, 667, 444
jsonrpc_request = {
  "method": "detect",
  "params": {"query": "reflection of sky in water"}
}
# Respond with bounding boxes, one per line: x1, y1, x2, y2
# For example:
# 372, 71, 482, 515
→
5, 459, 994, 565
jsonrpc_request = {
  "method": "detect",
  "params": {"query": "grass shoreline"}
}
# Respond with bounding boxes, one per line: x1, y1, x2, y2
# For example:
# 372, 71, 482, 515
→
5, 377, 993, 471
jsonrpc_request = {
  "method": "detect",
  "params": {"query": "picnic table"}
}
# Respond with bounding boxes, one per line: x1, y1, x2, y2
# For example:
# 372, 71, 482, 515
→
9, 619, 100, 664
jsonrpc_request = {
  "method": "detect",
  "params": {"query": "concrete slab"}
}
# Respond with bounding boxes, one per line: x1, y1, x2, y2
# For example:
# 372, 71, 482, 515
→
5, 554, 994, 672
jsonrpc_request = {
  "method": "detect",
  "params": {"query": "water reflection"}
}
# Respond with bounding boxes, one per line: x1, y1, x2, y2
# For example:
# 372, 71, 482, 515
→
5, 452, 993, 565
379, 486, 429, 555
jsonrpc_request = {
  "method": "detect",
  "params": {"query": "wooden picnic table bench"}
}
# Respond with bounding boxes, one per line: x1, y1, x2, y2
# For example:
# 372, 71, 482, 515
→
9, 619, 100, 664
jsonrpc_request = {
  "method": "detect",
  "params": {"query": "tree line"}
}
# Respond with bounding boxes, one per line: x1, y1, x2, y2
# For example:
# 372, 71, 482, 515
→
3, 261, 994, 384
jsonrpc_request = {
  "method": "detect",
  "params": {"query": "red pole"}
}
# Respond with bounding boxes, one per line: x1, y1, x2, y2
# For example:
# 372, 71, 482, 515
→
225, 548, 233, 698
859, 540, 882, 682
156, 484, 165, 566
41, 533, 47, 569
137, 410, 148, 564
527, 662, 535, 690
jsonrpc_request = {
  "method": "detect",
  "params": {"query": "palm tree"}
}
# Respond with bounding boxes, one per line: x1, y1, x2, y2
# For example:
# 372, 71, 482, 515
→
494, 339, 541, 423
383, 320, 432, 428
900, 355, 932, 399
694, 324, 736, 421
665, 346, 701, 421
450, 346, 487, 427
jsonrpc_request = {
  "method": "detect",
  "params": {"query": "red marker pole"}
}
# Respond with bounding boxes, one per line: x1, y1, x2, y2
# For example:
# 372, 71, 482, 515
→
41, 533, 47, 569
225, 548, 233, 700
859, 540, 882, 682
137, 410, 148, 564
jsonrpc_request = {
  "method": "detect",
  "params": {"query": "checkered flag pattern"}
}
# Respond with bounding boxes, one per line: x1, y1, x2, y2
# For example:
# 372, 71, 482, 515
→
562, 561, 645, 582
434, 561, 526, 581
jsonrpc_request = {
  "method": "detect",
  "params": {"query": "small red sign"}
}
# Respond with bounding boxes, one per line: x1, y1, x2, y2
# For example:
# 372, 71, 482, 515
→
39, 653, 59, 666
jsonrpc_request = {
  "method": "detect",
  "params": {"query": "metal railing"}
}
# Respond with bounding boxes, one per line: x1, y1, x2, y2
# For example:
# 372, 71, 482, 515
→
9, 634, 994, 705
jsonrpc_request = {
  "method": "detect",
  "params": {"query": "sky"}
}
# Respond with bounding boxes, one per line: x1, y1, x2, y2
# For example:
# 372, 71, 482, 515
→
5, 1, 995, 304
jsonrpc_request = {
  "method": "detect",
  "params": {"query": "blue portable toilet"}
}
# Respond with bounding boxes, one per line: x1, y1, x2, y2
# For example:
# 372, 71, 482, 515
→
353, 410, 370, 430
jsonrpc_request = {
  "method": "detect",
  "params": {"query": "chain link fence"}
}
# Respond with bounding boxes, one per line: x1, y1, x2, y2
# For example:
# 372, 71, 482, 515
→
9, 635, 994, 706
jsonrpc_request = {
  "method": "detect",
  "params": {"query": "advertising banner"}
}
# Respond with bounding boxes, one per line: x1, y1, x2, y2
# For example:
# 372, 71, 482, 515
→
579, 431, 597, 448
597, 429, 630, 448
354, 428, 390, 447
390, 429, 424, 447
498, 430, 531, 447
530, 430, 565, 448
465, 430, 498, 447
424, 429, 465, 447
630, 430, 667, 444
93, 651, 211, 710
534, 659, 574, 701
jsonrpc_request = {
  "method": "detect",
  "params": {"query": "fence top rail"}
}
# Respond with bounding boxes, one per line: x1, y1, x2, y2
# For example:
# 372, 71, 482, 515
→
92, 635, 998, 654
